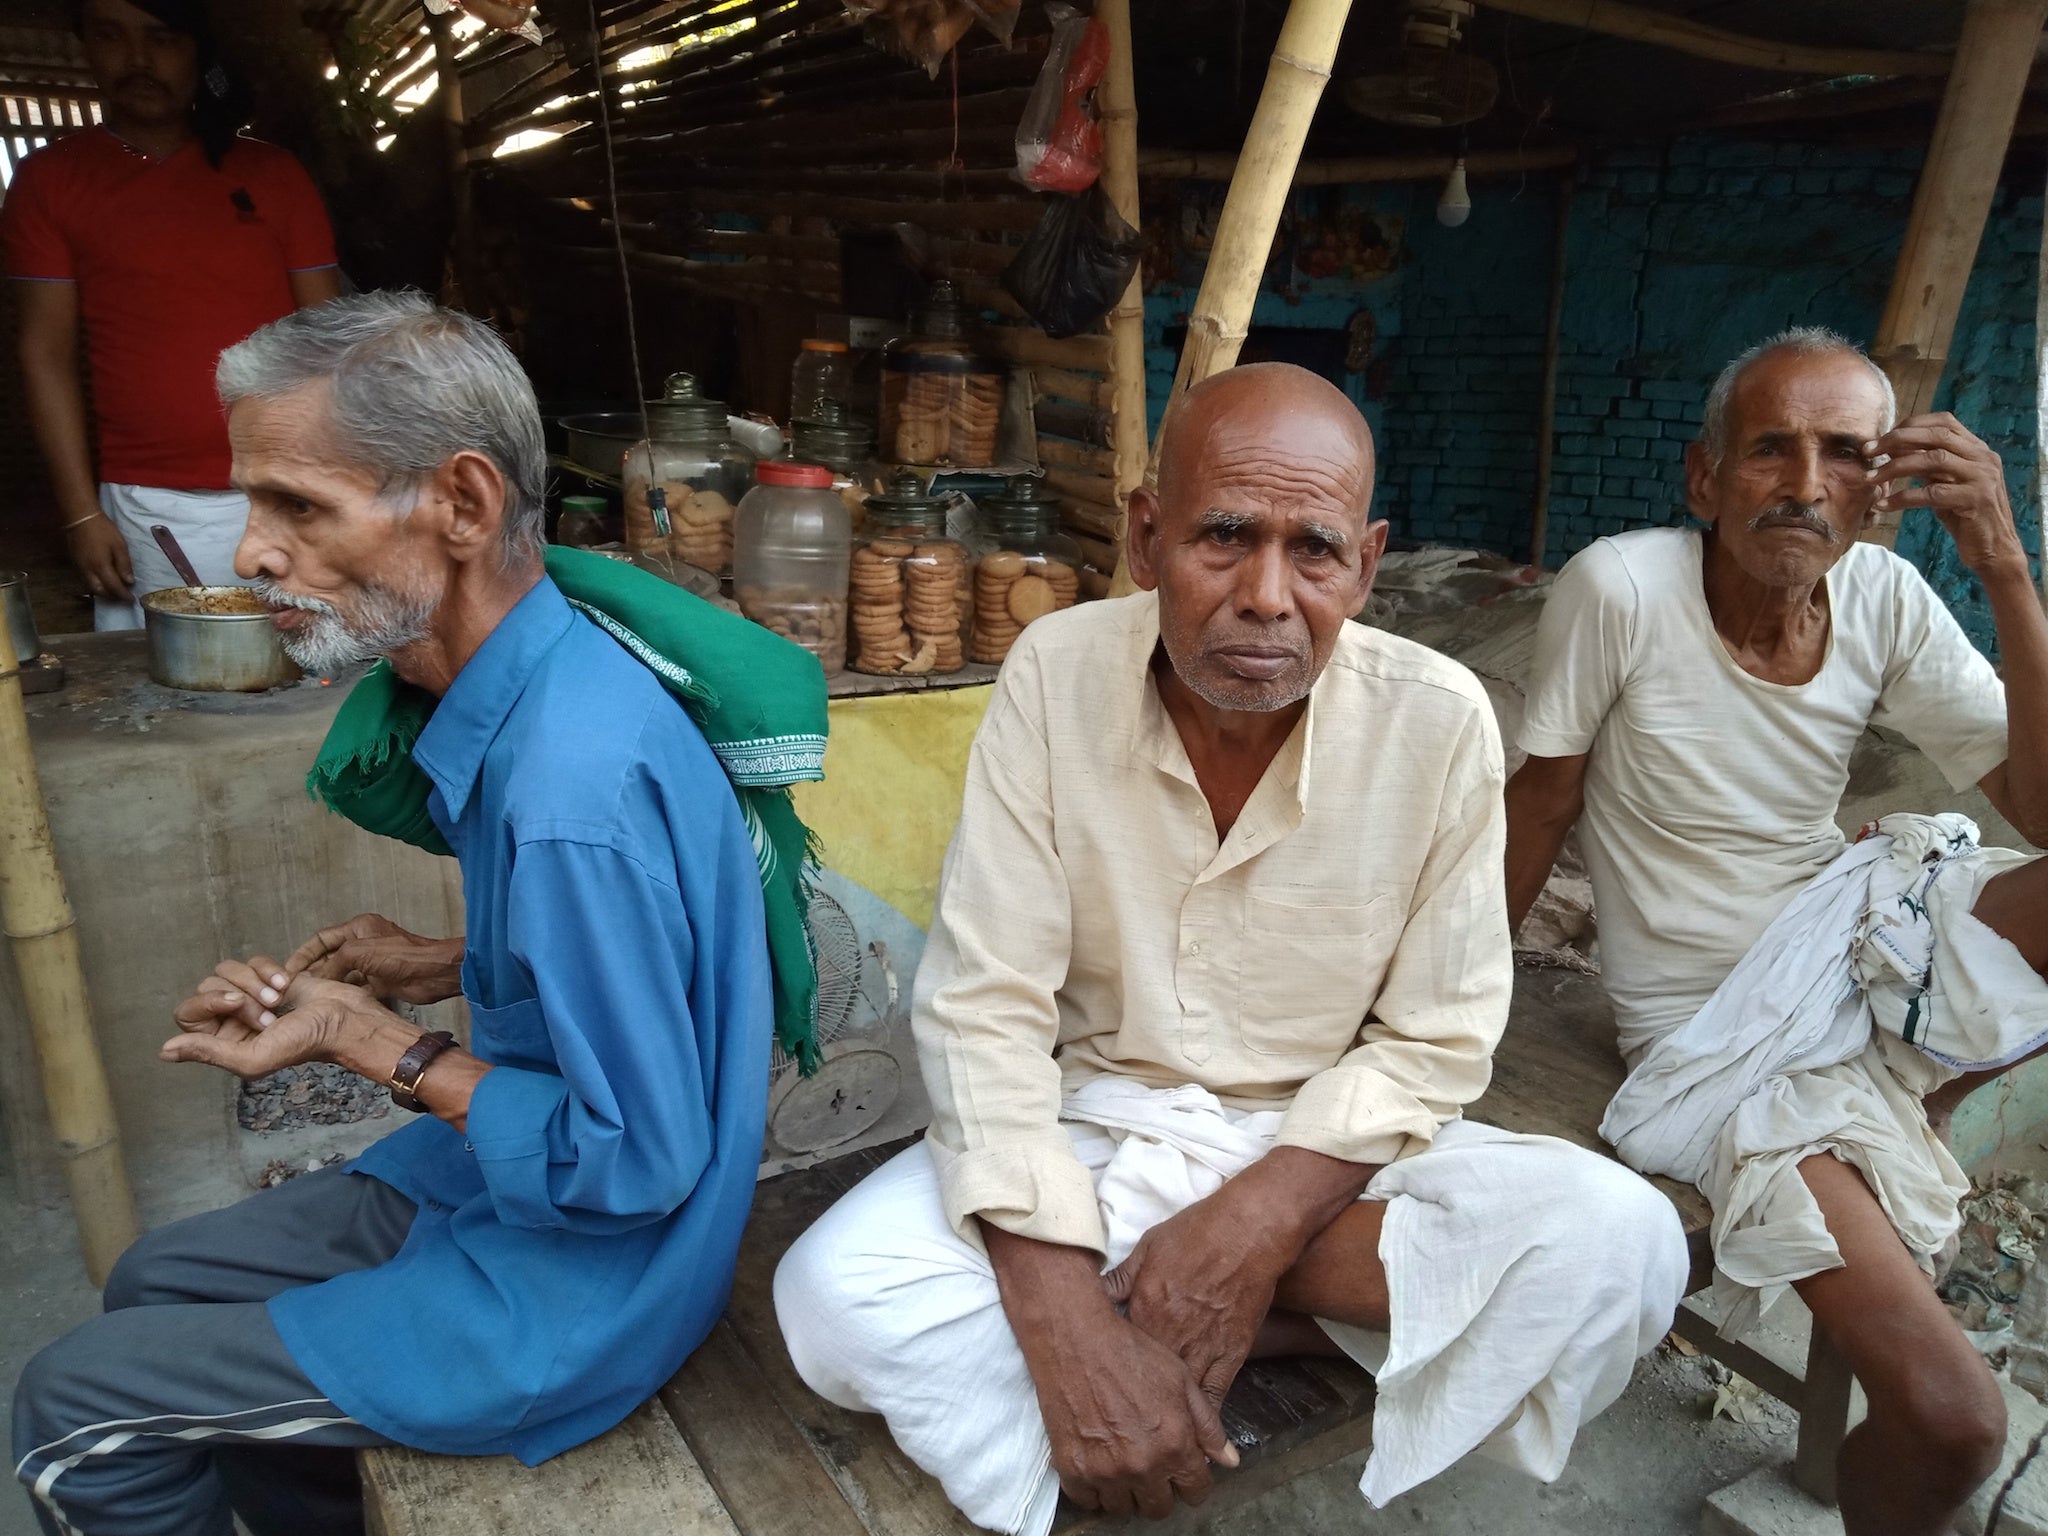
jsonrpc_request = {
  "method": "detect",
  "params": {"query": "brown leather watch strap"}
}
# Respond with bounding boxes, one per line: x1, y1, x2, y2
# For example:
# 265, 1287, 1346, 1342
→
388, 1030, 458, 1113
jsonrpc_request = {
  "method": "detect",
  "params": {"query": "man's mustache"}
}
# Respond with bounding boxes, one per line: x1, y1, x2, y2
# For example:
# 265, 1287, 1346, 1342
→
1746, 502, 1840, 543
252, 578, 335, 616
116, 74, 171, 94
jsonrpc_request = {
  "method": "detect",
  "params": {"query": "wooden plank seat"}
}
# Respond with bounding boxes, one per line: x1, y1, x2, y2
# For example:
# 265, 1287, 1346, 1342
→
361, 968, 1846, 1533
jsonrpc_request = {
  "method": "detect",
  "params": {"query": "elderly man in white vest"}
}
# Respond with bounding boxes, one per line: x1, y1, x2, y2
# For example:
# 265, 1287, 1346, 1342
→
774, 362, 1689, 1534
1505, 327, 2048, 1536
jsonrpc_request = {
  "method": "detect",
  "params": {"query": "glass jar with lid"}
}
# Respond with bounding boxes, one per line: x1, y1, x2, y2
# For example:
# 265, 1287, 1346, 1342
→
880, 280, 1006, 469
969, 475, 1084, 665
849, 470, 972, 677
622, 373, 757, 573
790, 399, 882, 534
790, 338, 853, 424
735, 460, 852, 676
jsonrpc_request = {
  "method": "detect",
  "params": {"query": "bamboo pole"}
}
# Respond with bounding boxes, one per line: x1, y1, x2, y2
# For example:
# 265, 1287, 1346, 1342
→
1098, 0, 1149, 571
1110, 0, 1355, 597
0, 622, 136, 1285
1137, 144, 1577, 184
429, 10, 477, 311
1865, 0, 2048, 547
1473, 0, 1946, 77
1528, 176, 1573, 569
2035, 159, 2048, 606
1154, 0, 1354, 417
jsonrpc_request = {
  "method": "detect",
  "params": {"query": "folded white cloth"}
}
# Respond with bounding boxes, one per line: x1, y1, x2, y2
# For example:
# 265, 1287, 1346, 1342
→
1599, 811, 2043, 1336
776, 1081, 1686, 1533
1602, 813, 2042, 1185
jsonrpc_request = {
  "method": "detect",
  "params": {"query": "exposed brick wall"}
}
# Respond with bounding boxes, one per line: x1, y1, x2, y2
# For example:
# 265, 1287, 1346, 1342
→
1142, 136, 2045, 657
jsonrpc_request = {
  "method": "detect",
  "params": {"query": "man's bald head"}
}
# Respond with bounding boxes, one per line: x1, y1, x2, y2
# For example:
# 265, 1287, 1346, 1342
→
1156, 363, 1377, 527
1127, 363, 1386, 716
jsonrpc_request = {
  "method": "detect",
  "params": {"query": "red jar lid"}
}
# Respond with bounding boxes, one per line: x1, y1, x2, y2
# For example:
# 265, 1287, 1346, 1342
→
756, 460, 835, 488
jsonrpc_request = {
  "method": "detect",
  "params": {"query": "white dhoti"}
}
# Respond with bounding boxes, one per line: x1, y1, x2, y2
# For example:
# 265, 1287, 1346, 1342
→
774, 1080, 1687, 1535
1600, 813, 2047, 1338
93, 483, 252, 631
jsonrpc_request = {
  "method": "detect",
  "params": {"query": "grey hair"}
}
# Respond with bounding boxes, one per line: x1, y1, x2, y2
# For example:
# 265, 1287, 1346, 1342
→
217, 290, 547, 565
1699, 326, 1897, 465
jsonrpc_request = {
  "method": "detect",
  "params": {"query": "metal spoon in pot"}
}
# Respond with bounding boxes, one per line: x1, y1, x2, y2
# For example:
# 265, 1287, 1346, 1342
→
150, 524, 204, 589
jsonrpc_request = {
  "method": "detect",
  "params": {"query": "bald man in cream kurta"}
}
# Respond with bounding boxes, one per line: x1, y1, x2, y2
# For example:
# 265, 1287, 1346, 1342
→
775, 587, 1687, 1535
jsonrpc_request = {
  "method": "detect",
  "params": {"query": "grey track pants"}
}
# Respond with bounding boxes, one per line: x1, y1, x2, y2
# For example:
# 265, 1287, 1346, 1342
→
12, 1165, 415, 1536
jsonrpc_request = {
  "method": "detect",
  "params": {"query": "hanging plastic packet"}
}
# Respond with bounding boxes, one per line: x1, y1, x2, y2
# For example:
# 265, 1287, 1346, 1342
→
843, 0, 978, 77
1015, 5, 1110, 194
1002, 183, 1141, 339
422, 0, 543, 46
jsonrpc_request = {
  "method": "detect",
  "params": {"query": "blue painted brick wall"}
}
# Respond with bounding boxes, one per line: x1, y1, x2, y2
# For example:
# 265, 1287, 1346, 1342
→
1142, 136, 2044, 656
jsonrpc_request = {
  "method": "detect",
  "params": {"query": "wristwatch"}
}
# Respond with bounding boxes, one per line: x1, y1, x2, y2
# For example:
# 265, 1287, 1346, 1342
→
387, 1030, 458, 1113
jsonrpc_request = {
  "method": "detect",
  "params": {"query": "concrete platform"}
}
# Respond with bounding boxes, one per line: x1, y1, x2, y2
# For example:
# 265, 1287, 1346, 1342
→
1701, 1467, 1840, 1536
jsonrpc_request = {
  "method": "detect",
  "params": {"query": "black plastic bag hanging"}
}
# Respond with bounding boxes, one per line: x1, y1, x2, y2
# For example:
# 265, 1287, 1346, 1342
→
1001, 185, 1141, 341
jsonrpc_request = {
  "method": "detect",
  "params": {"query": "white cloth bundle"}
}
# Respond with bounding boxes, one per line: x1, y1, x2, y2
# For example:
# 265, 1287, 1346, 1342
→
1598, 812, 2042, 1336
1602, 813, 2043, 1184
777, 1079, 1686, 1532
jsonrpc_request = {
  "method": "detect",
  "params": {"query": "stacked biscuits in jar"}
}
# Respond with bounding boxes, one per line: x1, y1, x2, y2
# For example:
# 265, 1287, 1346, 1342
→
967, 475, 1084, 664
848, 472, 970, 676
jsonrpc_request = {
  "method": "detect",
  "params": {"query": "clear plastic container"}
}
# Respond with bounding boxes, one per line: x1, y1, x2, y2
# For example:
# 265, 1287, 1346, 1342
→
849, 471, 971, 677
790, 338, 853, 425
880, 281, 1005, 469
969, 475, 1083, 665
735, 460, 852, 676
554, 494, 610, 548
790, 400, 882, 534
622, 374, 757, 573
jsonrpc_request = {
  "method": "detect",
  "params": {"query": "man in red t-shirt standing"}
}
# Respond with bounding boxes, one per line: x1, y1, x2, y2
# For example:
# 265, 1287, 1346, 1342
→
4, 0, 341, 628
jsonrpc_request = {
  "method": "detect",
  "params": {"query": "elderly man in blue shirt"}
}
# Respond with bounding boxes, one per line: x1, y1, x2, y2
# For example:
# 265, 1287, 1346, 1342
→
12, 292, 800, 1536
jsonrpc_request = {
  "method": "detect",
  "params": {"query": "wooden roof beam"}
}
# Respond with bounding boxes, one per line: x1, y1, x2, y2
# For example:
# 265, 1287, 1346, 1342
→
1473, 0, 1949, 78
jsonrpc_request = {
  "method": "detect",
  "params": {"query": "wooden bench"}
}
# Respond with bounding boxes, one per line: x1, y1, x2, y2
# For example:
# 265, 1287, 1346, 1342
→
362, 968, 1851, 1534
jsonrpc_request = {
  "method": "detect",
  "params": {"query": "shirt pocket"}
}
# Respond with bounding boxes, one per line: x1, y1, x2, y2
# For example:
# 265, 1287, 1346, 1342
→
461, 953, 554, 1068
1237, 893, 1398, 1060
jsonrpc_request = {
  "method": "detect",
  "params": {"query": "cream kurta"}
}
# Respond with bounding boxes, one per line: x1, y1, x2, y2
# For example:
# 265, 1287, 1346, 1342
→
913, 589, 1512, 1254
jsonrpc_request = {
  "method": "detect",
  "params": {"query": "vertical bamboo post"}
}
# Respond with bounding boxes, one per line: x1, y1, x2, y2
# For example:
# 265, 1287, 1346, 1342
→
1155, 0, 1355, 416
2036, 161, 2048, 605
1110, 0, 1355, 596
0, 623, 136, 1285
1097, 0, 1148, 567
430, 9, 479, 311
1528, 175, 1573, 569
1865, 0, 2048, 547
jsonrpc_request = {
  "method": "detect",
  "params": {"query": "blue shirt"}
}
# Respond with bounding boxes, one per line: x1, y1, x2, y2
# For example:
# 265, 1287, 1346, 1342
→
269, 578, 773, 1463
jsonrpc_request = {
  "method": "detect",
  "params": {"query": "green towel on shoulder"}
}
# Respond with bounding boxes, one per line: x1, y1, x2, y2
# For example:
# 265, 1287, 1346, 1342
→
306, 545, 829, 1072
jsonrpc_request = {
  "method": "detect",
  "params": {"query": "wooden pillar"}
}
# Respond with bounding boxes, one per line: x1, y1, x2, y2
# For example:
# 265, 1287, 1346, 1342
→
0, 623, 136, 1285
1098, 0, 1148, 571
1528, 176, 1573, 569
1153, 0, 1355, 423
430, 9, 478, 310
1866, 0, 2048, 546
1109, 0, 1355, 596
2036, 161, 2048, 604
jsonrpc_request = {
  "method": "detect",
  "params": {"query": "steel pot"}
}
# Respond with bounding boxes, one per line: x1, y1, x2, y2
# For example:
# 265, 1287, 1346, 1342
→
559, 413, 642, 480
141, 587, 302, 692
1, 570, 38, 667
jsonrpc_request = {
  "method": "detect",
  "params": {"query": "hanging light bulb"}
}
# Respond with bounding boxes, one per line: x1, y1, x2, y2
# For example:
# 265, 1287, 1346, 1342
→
1436, 157, 1471, 227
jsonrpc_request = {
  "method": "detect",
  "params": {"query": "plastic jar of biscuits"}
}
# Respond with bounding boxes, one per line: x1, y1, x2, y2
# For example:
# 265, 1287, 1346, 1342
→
734, 461, 852, 676
968, 476, 1083, 665
880, 280, 1004, 469
848, 471, 971, 677
623, 374, 756, 574
790, 401, 882, 534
